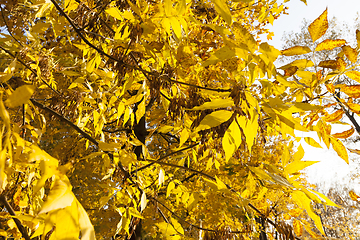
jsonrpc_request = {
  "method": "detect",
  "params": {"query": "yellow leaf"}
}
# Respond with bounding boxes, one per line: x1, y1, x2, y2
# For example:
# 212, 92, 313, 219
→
106, 7, 123, 20
5, 85, 36, 108
293, 144, 305, 162
259, 42, 281, 62
179, 129, 189, 147
211, 0, 232, 25
233, 23, 256, 52
222, 119, 242, 161
330, 137, 348, 164
347, 102, 360, 113
169, 17, 182, 39
293, 219, 303, 237
170, 217, 184, 235
326, 83, 335, 94
156, 221, 179, 238
315, 39, 346, 51
304, 137, 322, 148
215, 176, 228, 190
308, 189, 339, 207
285, 160, 319, 174
202, 46, 236, 67
189, 98, 234, 110
35, 0, 53, 18
237, 113, 258, 152
281, 46, 311, 56
318, 60, 338, 70
159, 169, 165, 186
166, 182, 175, 197
349, 190, 360, 201
0, 229, 6, 237
140, 191, 147, 212
195, 110, 232, 132
323, 109, 344, 122
308, 8, 328, 42
38, 176, 75, 214
332, 127, 354, 139
52, 201, 80, 240
279, 59, 314, 70
98, 141, 122, 151
342, 46, 358, 63
346, 71, 360, 83
348, 148, 360, 155
337, 57, 346, 71
284, 66, 298, 76
291, 190, 325, 235
176, 0, 186, 15
0, 95, 10, 128
341, 85, 360, 98
86, 54, 101, 73
77, 199, 96, 240
129, 207, 144, 219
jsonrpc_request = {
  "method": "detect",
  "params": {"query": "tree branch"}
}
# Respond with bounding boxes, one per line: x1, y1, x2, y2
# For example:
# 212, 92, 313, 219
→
49, 0, 140, 71
30, 99, 98, 146
135, 143, 199, 173
333, 94, 360, 134
161, 75, 232, 93
0, 194, 30, 240
0, 46, 60, 95
151, 197, 247, 234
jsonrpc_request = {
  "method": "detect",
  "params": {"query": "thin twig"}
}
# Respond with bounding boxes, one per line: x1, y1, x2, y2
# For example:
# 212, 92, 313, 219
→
0, 45, 60, 95
30, 99, 98, 146
334, 93, 360, 134
151, 197, 247, 234
0, 194, 30, 240
0, 6, 23, 47
162, 76, 232, 93
49, 0, 139, 71
135, 143, 199, 173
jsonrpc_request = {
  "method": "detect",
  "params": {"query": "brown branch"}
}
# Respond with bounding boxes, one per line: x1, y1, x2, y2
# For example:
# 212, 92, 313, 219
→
0, 46, 60, 95
143, 158, 214, 180
135, 143, 199, 173
0, 6, 23, 47
162, 76, 232, 92
151, 197, 247, 234
49, 0, 140, 71
0, 194, 30, 240
30, 99, 98, 146
333, 94, 360, 135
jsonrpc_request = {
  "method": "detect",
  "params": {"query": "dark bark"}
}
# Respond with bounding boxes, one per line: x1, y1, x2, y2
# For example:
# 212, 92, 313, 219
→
255, 216, 267, 240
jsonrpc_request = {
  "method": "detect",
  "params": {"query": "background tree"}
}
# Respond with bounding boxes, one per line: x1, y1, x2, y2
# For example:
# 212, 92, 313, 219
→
0, 1, 354, 240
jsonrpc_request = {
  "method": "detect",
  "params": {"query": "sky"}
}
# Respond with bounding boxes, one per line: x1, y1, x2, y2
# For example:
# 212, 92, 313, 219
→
268, 0, 360, 49
267, 0, 360, 192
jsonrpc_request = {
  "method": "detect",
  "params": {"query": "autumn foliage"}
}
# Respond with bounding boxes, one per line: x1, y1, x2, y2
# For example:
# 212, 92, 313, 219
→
1, 0, 360, 239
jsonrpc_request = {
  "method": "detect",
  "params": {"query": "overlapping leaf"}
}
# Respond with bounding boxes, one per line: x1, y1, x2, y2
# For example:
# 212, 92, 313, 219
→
308, 8, 328, 42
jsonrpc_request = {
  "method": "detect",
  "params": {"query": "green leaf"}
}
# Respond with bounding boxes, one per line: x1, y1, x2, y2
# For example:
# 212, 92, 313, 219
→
195, 110, 232, 132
